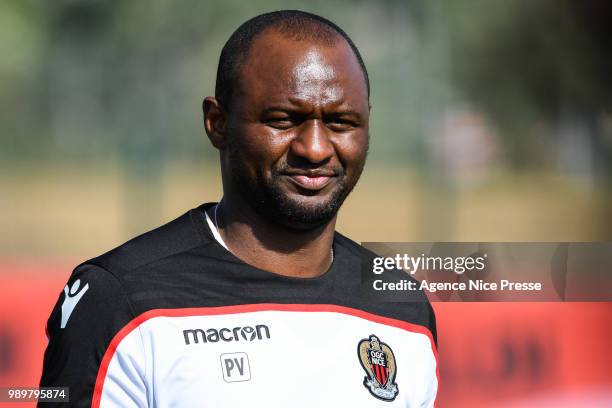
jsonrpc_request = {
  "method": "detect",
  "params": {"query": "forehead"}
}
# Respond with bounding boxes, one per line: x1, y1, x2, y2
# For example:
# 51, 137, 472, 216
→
236, 30, 368, 108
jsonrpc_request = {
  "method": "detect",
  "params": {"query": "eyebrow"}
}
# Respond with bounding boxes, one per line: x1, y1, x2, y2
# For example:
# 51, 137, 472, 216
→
260, 106, 299, 114
260, 106, 364, 120
261, 100, 364, 115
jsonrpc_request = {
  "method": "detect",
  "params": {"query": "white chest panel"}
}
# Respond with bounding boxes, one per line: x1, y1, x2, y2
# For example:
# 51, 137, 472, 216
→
97, 305, 438, 408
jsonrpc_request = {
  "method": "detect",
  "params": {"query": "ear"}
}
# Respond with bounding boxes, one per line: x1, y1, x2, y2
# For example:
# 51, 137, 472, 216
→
203, 96, 227, 149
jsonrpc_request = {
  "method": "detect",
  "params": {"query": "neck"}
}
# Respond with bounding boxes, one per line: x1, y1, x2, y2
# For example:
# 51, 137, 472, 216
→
212, 196, 336, 278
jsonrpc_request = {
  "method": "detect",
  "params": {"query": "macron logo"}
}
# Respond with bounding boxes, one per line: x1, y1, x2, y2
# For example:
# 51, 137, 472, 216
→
60, 279, 89, 329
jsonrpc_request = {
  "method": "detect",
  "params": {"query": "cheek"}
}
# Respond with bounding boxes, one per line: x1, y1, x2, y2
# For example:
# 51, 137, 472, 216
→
233, 125, 290, 169
336, 132, 369, 171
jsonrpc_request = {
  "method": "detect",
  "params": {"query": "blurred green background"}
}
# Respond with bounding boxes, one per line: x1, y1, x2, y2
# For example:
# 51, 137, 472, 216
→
2, 2, 612, 406
1, 0, 611, 260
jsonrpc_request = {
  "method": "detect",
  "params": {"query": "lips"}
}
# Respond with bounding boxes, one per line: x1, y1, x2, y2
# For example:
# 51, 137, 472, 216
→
281, 167, 338, 192
288, 174, 333, 190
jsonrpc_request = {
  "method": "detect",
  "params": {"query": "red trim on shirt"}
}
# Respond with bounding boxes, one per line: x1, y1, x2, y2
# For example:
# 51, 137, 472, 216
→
91, 303, 439, 407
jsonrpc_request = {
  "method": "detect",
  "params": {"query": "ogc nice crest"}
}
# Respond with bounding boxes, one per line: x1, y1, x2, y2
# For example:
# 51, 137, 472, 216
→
358, 335, 399, 401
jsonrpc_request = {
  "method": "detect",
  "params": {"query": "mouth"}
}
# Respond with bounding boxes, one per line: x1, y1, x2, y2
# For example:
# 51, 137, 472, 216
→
283, 170, 337, 192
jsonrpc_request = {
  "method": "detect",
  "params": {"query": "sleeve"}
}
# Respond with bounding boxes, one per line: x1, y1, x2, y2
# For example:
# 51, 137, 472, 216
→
427, 301, 437, 348
423, 301, 438, 408
39, 264, 147, 408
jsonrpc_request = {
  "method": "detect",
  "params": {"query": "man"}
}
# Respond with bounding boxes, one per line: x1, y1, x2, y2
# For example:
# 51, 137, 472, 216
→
40, 10, 438, 407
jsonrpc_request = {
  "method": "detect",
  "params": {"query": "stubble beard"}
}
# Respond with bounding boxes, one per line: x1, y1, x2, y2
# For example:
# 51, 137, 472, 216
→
228, 151, 364, 231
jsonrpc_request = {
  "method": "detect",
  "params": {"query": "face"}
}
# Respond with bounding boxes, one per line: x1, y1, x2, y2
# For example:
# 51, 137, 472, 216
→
218, 30, 369, 230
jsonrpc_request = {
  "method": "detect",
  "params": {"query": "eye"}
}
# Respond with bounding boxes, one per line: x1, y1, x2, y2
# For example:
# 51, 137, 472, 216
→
265, 119, 293, 129
326, 117, 359, 131
262, 114, 297, 130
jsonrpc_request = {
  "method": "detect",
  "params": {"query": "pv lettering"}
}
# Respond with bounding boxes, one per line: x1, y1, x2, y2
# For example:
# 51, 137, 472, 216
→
221, 352, 251, 382
183, 324, 270, 345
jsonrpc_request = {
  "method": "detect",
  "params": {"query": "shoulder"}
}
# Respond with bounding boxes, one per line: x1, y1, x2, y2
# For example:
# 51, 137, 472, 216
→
48, 263, 133, 333
40, 262, 140, 401
334, 231, 438, 345
86, 205, 212, 277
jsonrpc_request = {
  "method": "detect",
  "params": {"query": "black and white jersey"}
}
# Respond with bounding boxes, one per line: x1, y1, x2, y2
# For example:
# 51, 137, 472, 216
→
40, 203, 438, 407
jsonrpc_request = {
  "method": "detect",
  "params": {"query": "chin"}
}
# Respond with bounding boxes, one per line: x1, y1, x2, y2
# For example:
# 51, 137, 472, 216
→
235, 170, 354, 230
262, 189, 347, 231
272, 210, 335, 231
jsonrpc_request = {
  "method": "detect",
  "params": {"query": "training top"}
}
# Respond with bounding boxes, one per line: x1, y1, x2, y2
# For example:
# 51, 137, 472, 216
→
40, 203, 438, 407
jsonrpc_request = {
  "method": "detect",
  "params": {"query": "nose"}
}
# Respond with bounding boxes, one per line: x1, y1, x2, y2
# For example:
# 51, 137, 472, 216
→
290, 119, 335, 164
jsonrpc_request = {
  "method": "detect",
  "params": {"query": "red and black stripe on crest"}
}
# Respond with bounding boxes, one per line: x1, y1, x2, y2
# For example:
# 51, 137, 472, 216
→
373, 363, 389, 386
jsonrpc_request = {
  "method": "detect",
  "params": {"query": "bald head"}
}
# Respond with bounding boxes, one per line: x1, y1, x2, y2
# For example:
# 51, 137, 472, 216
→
236, 29, 369, 114
215, 10, 370, 110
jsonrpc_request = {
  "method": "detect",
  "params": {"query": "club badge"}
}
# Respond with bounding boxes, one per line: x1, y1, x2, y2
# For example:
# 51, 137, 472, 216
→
358, 335, 399, 401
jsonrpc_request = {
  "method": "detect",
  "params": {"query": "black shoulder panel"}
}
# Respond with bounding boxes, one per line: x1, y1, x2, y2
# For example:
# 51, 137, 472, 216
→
88, 208, 209, 276
39, 264, 135, 407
